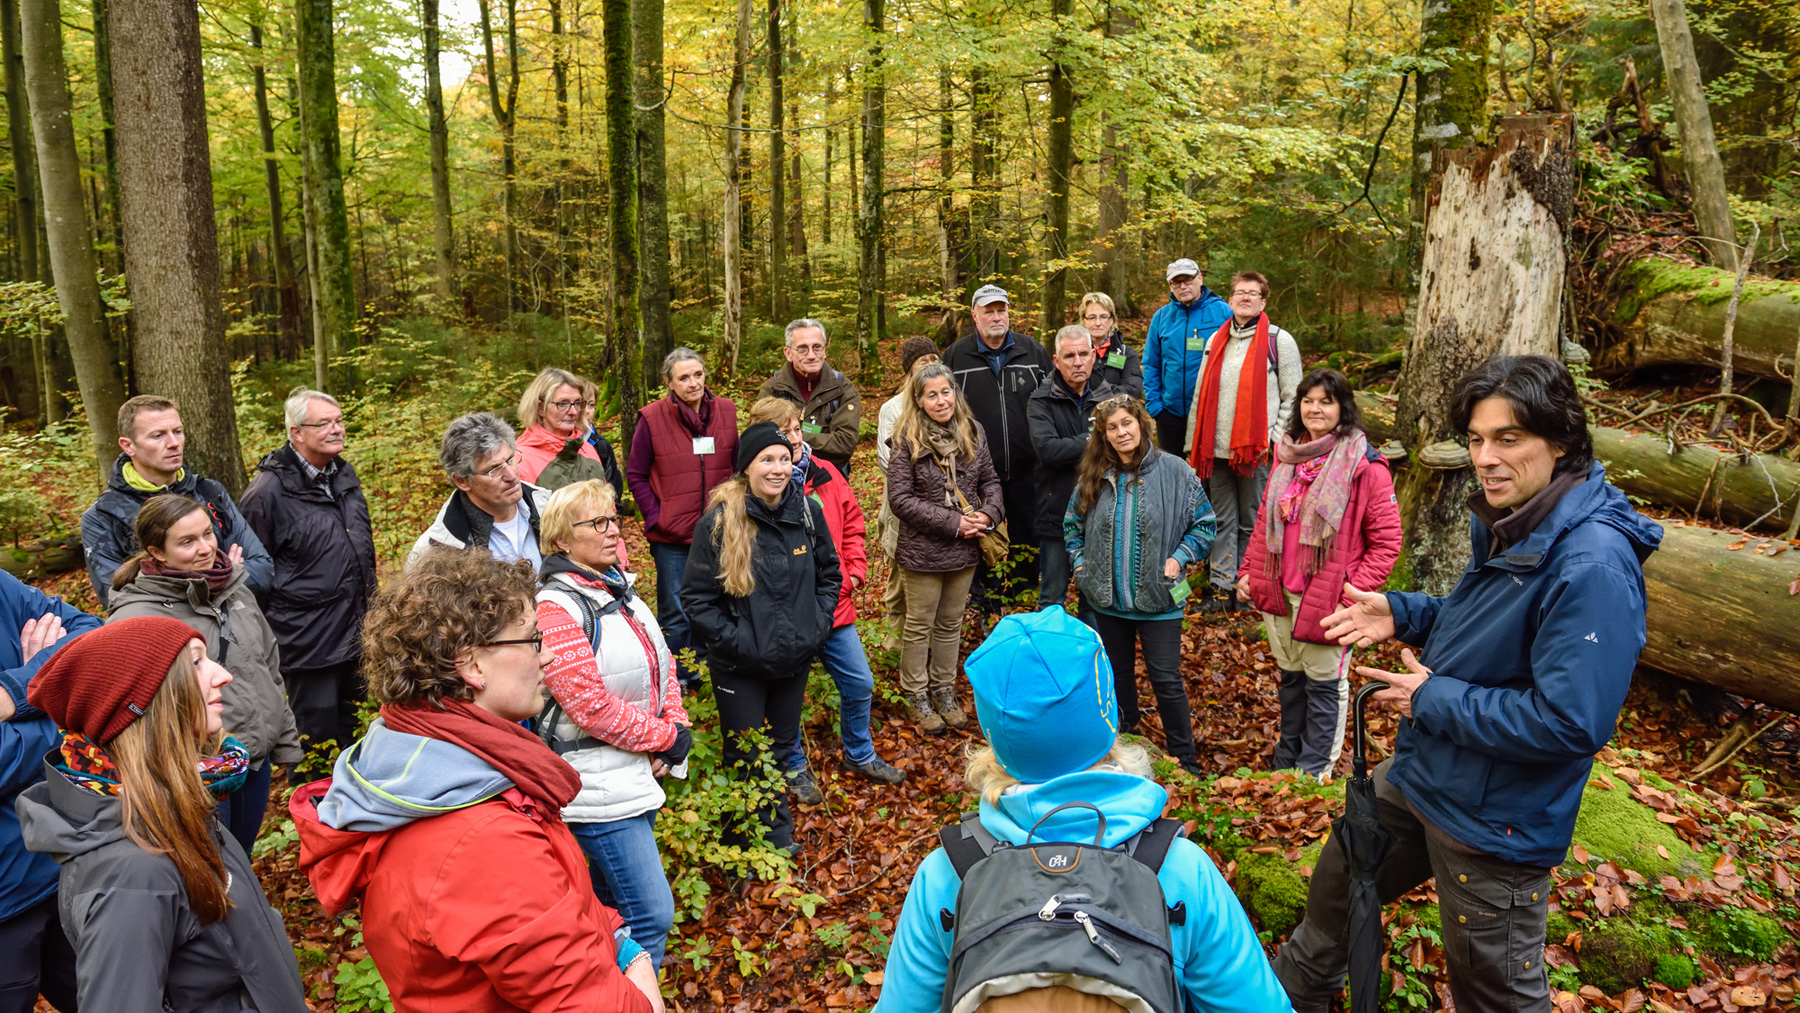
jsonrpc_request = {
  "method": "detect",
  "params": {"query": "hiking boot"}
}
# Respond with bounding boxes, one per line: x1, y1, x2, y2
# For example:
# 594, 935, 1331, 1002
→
904, 692, 946, 735
1178, 757, 1208, 779
786, 767, 825, 806
931, 687, 969, 730
1199, 588, 1233, 615
843, 755, 907, 784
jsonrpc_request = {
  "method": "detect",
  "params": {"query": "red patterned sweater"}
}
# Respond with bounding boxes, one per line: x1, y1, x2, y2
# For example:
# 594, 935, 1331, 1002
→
536, 579, 689, 754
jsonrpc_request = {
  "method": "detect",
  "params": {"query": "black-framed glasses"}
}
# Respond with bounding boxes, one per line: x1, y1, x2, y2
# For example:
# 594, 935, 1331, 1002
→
574, 513, 621, 533
483, 633, 544, 651
548, 399, 594, 412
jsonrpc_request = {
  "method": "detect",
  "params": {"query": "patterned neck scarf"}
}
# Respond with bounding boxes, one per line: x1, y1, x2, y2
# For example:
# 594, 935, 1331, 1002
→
1262, 430, 1368, 577
56, 730, 250, 799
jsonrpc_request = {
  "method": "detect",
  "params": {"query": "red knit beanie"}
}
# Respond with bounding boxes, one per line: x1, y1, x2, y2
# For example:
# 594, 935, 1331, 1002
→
28, 616, 201, 744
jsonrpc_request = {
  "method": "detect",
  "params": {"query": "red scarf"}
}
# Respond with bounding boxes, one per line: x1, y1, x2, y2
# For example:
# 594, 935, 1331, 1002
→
141, 553, 235, 596
1189, 313, 1271, 479
381, 698, 580, 816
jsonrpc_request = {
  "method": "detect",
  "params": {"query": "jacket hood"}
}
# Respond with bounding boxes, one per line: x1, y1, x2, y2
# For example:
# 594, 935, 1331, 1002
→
107, 561, 249, 614
978, 769, 1169, 849
313, 718, 513, 833
517, 424, 583, 454
1487, 462, 1663, 570
18, 762, 131, 864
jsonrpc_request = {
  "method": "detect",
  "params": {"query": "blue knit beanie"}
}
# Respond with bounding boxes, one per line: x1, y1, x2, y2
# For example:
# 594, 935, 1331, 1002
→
965, 606, 1119, 783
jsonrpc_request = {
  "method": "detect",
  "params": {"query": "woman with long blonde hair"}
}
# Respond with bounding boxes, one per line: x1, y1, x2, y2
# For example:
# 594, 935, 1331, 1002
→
884, 363, 1001, 736
18, 617, 309, 1012
1066, 394, 1215, 778
679, 422, 840, 855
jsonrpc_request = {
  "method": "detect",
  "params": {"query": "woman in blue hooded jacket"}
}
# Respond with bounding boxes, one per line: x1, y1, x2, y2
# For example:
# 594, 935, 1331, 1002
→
872, 606, 1290, 1013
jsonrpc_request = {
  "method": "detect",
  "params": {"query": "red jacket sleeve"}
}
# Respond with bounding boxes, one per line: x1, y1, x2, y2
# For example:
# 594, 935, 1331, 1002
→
424, 807, 654, 1013
1345, 459, 1403, 594
823, 463, 867, 585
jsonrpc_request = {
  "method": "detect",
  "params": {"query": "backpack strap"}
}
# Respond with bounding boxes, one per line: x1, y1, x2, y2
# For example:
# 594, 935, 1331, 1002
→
939, 812, 1005, 879
1123, 816, 1187, 873
535, 583, 629, 755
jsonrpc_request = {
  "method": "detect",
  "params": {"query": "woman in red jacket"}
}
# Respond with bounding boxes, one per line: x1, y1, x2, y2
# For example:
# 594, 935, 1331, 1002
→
746, 398, 906, 803
290, 547, 662, 1013
1238, 369, 1401, 780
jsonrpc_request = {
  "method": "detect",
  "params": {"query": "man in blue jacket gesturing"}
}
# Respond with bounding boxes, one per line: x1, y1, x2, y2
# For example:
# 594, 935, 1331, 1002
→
1272, 355, 1662, 1013
1141, 258, 1231, 456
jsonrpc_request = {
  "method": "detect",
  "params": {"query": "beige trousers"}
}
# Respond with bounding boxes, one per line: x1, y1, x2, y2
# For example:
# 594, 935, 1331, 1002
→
898, 566, 976, 694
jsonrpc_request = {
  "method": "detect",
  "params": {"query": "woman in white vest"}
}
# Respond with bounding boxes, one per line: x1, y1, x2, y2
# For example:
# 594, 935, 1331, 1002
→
534, 479, 692, 970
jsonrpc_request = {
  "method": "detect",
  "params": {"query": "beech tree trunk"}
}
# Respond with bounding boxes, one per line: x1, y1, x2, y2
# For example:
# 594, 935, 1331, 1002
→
423, 0, 455, 301
720, 0, 750, 374
1647, 0, 1737, 271
634, 0, 670, 398
1405, 0, 1492, 281
296, 0, 354, 390
20, 0, 125, 481
1395, 115, 1574, 593
1591, 257, 1800, 382
109, 0, 245, 491
1, 0, 37, 288
766, 0, 785, 321
855, 0, 885, 370
478, 0, 518, 314
91, 0, 123, 274
1039, 0, 1073, 333
936, 65, 956, 299
968, 65, 996, 281
250, 21, 302, 359
603, 0, 640, 447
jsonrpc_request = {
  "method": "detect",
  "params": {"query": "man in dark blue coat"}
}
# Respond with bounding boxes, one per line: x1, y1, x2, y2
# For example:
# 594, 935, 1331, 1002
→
1272, 355, 1662, 1013
0, 571, 101, 1013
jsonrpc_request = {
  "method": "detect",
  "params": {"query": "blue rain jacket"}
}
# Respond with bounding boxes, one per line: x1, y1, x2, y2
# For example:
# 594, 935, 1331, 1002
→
1141, 289, 1231, 419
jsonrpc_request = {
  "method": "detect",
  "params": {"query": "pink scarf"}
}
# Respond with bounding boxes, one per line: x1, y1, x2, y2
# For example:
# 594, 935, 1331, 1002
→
1262, 430, 1367, 577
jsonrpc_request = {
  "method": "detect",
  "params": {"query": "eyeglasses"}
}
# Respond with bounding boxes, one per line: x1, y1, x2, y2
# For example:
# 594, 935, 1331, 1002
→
574, 513, 620, 533
548, 399, 594, 413
1081, 313, 1113, 322
1231, 290, 1267, 300
476, 453, 524, 481
483, 633, 544, 651
297, 417, 346, 430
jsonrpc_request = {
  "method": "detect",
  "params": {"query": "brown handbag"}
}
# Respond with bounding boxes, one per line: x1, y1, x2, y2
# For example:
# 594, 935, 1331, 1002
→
951, 480, 1009, 568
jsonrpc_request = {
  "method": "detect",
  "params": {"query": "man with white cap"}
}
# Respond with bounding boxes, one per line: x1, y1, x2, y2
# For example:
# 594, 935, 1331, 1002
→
872, 606, 1291, 1013
941, 284, 1053, 600
1142, 258, 1232, 457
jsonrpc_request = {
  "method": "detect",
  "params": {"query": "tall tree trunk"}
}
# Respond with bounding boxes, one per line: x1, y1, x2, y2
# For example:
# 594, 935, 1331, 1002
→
423, 0, 456, 300
1405, 0, 1493, 283
634, 0, 670, 400
91, 0, 123, 273
765, 0, 785, 321
855, 0, 884, 369
822, 73, 832, 246
969, 66, 996, 281
296, 0, 354, 390
548, 0, 568, 310
478, 0, 518, 314
1394, 116, 1573, 593
937, 66, 956, 299
1647, 0, 1737, 270
787, 20, 806, 303
1, 0, 37, 288
1040, 0, 1073, 333
720, 0, 749, 374
109, 0, 246, 491
1094, 0, 1133, 315
20, 0, 125, 479
250, 21, 302, 360
603, 0, 640, 446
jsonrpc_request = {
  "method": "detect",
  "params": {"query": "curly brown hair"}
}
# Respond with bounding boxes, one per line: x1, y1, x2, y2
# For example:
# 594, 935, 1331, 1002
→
360, 547, 537, 709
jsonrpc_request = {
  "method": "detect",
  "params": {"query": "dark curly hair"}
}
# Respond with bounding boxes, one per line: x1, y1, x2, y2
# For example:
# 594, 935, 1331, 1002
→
360, 547, 537, 709
1449, 355, 1593, 477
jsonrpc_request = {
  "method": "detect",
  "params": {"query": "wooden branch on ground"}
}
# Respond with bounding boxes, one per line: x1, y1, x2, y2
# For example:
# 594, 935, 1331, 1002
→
1709, 223, 1757, 436
0, 534, 83, 581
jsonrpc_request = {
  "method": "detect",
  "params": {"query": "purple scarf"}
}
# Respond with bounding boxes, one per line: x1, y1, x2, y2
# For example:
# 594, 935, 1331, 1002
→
1262, 430, 1367, 577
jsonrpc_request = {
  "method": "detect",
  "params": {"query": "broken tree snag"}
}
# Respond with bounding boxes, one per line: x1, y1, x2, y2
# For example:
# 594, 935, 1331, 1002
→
1394, 114, 1575, 594
1591, 427, 1799, 532
1590, 257, 1800, 383
1638, 522, 1800, 715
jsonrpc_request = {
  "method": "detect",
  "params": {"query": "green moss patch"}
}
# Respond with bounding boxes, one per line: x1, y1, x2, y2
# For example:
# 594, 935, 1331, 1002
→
1690, 907, 1787, 963
1235, 840, 1325, 937
1613, 257, 1800, 322
1570, 777, 1699, 880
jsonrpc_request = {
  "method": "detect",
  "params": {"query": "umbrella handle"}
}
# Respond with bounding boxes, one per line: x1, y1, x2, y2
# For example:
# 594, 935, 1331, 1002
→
1353, 681, 1389, 780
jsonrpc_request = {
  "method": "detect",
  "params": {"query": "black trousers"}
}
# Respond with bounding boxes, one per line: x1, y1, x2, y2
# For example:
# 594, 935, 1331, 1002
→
0, 894, 77, 1013
1272, 759, 1555, 1013
285, 657, 366, 758
1153, 411, 1189, 456
1092, 612, 1195, 763
711, 667, 807, 849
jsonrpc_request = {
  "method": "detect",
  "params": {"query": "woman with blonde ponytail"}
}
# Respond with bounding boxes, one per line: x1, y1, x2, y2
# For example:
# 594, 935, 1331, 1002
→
17, 617, 308, 1013
680, 422, 840, 855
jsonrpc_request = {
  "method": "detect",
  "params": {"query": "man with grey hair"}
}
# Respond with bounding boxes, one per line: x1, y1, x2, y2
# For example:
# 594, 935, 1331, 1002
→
408, 412, 551, 573
757, 318, 862, 476
1027, 325, 1118, 622
242, 387, 377, 773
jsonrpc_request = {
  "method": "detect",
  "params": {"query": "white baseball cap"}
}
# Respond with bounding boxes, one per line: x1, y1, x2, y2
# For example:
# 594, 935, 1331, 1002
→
971, 284, 1010, 307
1166, 258, 1201, 282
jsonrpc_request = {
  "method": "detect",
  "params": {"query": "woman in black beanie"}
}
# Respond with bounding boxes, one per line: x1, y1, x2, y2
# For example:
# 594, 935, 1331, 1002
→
680, 422, 840, 855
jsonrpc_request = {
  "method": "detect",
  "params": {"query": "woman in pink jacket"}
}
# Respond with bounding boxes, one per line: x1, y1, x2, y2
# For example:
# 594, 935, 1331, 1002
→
1238, 369, 1401, 779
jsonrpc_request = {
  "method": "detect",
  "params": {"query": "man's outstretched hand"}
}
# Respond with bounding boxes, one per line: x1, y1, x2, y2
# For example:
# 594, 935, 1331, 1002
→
1356, 649, 1433, 719
1321, 583, 1395, 648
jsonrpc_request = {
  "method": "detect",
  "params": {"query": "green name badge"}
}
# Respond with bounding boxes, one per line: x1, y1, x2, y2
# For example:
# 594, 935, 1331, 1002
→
1170, 577, 1193, 603
1106, 351, 1126, 369
802, 421, 823, 435
1185, 336, 1205, 352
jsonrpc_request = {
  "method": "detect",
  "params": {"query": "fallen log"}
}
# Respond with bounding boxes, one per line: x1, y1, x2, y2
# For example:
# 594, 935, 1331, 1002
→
1589, 256, 1800, 383
1639, 523, 1800, 714
1357, 394, 1800, 532
0, 534, 84, 581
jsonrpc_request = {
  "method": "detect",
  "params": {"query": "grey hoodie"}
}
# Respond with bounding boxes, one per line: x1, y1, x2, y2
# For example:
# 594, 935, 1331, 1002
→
314, 717, 514, 832
17, 763, 309, 1013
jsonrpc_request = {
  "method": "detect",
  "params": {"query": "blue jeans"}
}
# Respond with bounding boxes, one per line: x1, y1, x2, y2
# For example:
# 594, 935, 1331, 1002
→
216, 760, 273, 858
568, 812, 674, 969
786, 623, 877, 770
649, 541, 702, 685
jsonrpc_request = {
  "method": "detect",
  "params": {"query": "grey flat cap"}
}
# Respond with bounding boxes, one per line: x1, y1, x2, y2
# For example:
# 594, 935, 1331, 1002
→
1165, 258, 1201, 281
971, 284, 1010, 307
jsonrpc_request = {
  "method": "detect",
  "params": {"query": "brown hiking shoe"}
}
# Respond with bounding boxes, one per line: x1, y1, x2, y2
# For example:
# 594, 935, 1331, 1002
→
931, 687, 969, 730
904, 692, 946, 735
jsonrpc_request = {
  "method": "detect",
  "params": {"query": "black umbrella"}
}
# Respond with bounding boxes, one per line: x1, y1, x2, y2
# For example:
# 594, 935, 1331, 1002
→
1333, 680, 1396, 1013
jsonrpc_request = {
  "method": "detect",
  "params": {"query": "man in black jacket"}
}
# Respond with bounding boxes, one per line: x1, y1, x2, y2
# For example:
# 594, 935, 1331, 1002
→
1027, 325, 1118, 623
240, 388, 378, 780
943, 285, 1052, 599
